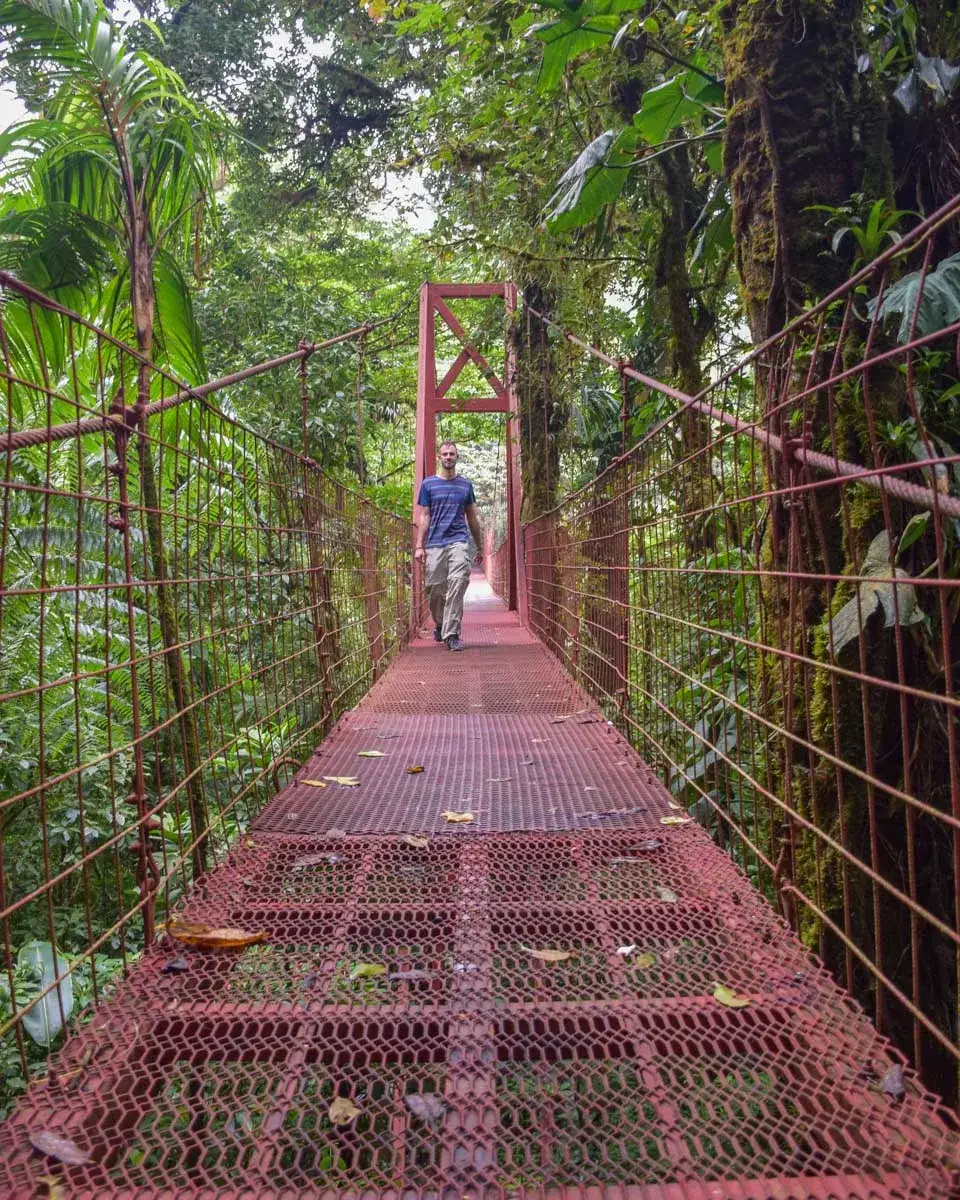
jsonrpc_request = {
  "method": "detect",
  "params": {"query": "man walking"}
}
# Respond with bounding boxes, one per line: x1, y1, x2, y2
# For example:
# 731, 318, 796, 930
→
414, 440, 483, 651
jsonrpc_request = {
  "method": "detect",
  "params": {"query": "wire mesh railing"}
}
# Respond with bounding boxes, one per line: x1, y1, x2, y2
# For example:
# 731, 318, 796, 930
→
523, 194, 960, 1105
0, 275, 416, 1114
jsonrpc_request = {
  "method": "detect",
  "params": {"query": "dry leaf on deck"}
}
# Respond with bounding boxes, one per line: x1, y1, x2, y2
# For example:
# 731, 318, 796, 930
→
667, 800, 682, 811
441, 811, 474, 823
521, 946, 574, 963
881, 1063, 906, 1100
294, 853, 340, 868
656, 886, 679, 903
712, 981, 751, 1008
487, 777, 512, 783
616, 943, 637, 956
550, 715, 570, 724
401, 834, 430, 848
37, 1175, 66, 1200
349, 962, 388, 981
328, 1096, 362, 1126
301, 779, 328, 788
389, 969, 436, 982
325, 827, 347, 839
29, 1131, 92, 1165
324, 776, 360, 787
160, 956, 189, 975
660, 815, 692, 826
166, 920, 268, 950
405, 765, 425, 774
405, 1093, 446, 1123
358, 750, 385, 758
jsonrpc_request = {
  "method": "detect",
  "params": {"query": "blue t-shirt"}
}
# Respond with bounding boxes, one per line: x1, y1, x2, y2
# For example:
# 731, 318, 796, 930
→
418, 474, 477, 548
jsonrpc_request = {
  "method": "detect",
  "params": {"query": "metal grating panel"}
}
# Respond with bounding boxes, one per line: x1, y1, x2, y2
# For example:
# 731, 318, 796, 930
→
3, 583, 958, 1198
1, 828, 957, 1197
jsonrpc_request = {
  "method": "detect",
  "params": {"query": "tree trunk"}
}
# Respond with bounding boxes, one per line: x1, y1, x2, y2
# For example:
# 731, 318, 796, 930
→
513, 282, 564, 523
129, 220, 209, 881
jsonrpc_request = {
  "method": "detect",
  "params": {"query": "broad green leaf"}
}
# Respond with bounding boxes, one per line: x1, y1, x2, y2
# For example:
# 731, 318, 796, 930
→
19, 940, 73, 1046
825, 531, 925, 656
633, 75, 703, 145
897, 512, 930, 556
867, 252, 960, 343
535, 12, 620, 92
547, 126, 637, 232
704, 138, 723, 174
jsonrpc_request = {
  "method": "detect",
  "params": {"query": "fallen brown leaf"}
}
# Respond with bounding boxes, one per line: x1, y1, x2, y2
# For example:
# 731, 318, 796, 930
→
405, 1093, 446, 1123
487, 776, 512, 783
441, 811, 474, 823
521, 945, 574, 963
660, 815, 692, 827
29, 1131, 91, 1166
881, 1063, 906, 1100
323, 776, 360, 787
301, 779, 328, 788
656, 886, 679, 903
325, 827, 347, 839
328, 1096, 361, 1126
166, 920, 268, 950
37, 1175, 66, 1200
358, 750, 385, 758
405, 765, 425, 774
400, 834, 430, 848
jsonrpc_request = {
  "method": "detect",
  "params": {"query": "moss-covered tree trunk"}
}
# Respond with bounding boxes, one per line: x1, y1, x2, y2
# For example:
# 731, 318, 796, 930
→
720, 0, 958, 1101
514, 281, 565, 523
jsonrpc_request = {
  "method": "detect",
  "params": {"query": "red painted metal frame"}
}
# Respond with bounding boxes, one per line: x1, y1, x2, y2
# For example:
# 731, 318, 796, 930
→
413, 282, 526, 621
522, 192, 960, 1110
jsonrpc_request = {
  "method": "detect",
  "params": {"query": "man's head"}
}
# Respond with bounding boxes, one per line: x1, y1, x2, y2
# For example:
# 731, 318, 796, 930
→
439, 441, 458, 472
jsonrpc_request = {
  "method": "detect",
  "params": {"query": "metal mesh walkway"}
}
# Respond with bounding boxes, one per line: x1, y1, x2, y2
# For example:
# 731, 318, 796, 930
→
1, 577, 958, 1198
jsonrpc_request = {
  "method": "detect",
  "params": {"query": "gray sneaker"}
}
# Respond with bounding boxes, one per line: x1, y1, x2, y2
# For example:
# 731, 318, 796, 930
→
446, 635, 466, 652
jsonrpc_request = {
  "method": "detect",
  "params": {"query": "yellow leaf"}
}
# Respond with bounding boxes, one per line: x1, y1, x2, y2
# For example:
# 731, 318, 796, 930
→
301, 779, 328, 788
712, 981, 751, 1008
37, 1176, 66, 1200
667, 800, 682, 810
441, 810, 474, 823
324, 776, 360, 787
358, 750, 385, 758
660, 815, 692, 826
401, 834, 430, 848
328, 1096, 361, 1125
166, 920, 268, 950
405, 765, 425, 774
521, 945, 574, 963
350, 962, 387, 980
365, 0, 388, 22
634, 952, 657, 969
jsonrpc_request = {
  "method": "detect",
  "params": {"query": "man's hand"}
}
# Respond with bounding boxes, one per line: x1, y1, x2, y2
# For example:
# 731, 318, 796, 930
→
415, 546, 426, 563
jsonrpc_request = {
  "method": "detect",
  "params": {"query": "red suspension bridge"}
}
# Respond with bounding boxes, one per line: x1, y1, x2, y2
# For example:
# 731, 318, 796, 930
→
1, 198, 959, 1197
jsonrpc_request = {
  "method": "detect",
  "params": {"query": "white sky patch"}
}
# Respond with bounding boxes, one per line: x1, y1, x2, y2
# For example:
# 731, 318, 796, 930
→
367, 169, 435, 234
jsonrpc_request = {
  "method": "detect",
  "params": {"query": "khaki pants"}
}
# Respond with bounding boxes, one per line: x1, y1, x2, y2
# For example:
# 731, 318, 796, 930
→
425, 541, 472, 640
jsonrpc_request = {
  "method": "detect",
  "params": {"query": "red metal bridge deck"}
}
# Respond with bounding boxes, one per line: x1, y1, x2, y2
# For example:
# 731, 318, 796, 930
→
1, 577, 957, 1199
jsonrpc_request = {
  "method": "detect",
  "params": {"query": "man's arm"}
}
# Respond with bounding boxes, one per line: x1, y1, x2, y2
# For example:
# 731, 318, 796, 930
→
414, 504, 430, 561
464, 503, 483, 563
